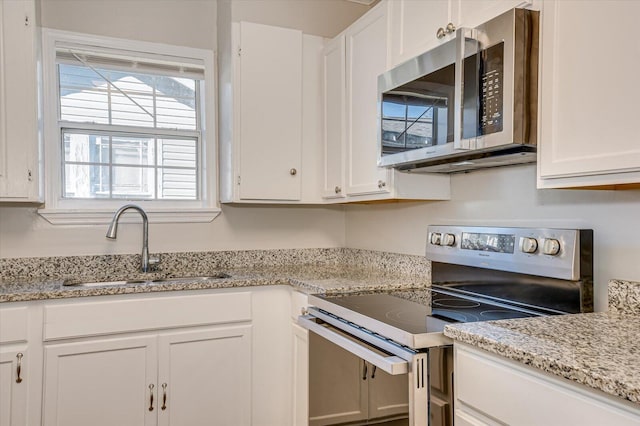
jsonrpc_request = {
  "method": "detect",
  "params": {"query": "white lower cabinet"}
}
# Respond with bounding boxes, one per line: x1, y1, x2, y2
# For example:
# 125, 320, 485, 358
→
0, 347, 29, 426
292, 323, 309, 426
43, 326, 252, 426
43, 336, 158, 426
39, 290, 255, 426
454, 343, 640, 426
0, 305, 31, 426
158, 326, 252, 426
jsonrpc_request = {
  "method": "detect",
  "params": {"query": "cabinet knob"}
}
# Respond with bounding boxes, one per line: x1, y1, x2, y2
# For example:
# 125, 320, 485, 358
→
334, 186, 342, 194
290, 168, 297, 176
436, 27, 446, 39
377, 180, 386, 189
445, 22, 456, 34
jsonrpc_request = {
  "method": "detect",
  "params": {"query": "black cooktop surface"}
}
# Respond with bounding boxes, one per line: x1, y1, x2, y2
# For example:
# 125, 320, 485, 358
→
317, 288, 543, 336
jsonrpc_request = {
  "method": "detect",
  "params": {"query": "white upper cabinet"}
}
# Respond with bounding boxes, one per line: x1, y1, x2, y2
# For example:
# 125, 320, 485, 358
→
322, 35, 346, 200
345, 5, 392, 197
537, 0, 640, 188
322, 2, 450, 203
387, 0, 531, 69
238, 22, 302, 201
387, 0, 453, 68
218, 21, 324, 203
0, 0, 40, 202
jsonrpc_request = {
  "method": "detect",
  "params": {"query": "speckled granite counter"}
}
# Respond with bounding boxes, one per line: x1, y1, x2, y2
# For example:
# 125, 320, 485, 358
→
444, 279, 640, 405
0, 248, 431, 302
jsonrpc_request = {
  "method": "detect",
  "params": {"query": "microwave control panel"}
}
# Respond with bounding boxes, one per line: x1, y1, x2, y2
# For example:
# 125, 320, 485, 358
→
480, 42, 504, 135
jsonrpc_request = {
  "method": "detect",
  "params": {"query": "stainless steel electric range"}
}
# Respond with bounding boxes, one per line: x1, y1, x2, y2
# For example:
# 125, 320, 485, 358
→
299, 226, 593, 426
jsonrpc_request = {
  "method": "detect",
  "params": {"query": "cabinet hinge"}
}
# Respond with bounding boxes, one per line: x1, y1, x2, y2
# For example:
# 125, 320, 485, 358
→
27, 169, 33, 181
237, 47, 242, 57
24, 15, 30, 27
237, 175, 241, 185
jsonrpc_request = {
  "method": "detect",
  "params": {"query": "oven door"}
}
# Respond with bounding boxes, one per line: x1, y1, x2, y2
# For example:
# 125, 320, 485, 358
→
299, 311, 453, 426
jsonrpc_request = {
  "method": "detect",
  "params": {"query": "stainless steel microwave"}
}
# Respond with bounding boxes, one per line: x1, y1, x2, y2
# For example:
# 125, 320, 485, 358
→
378, 8, 539, 173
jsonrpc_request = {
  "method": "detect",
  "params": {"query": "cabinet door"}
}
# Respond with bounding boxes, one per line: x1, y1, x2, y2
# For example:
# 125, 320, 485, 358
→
157, 325, 251, 426
346, 5, 392, 197
457, 0, 531, 28
292, 323, 309, 426
238, 22, 303, 200
0, 348, 28, 426
538, 0, 640, 188
322, 35, 346, 200
43, 336, 157, 426
308, 332, 368, 425
367, 362, 409, 421
387, 0, 452, 68
0, 0, 39, 201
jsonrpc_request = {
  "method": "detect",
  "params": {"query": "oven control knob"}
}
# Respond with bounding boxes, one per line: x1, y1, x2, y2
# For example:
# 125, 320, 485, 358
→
520, 237, 538, 254
542, 238, 561, 256
442, 233, 456, 247
430, 233, 442, 245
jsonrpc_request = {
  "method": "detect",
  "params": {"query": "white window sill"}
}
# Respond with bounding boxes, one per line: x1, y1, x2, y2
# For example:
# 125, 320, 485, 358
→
37, 207, 221, 225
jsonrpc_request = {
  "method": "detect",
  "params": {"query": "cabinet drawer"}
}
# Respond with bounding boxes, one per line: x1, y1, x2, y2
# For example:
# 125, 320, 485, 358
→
43, 292, 252, 340
0, 305, 29, 343
456, 345, 640, 426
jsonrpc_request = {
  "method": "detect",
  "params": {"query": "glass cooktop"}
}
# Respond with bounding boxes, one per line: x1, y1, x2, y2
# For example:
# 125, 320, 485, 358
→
316, 288, 543, 336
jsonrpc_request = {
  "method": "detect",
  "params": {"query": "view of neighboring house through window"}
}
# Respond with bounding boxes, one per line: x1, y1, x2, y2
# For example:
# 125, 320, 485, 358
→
57, 51, 202, 200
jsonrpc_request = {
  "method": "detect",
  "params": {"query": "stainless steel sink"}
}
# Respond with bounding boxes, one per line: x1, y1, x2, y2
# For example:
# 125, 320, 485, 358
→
62, 273, 231, 287
150, 273, 232, 283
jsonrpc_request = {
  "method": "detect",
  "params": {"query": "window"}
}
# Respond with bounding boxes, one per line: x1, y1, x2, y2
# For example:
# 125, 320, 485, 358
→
39, 30, 219, 224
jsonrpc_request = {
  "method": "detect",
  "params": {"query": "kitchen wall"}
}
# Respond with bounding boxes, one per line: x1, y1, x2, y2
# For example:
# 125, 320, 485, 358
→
345, 164, 640, 311
0, 0, 355, 259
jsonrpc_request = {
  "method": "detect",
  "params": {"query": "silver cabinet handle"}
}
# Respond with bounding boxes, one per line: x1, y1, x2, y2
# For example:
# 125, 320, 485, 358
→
334, 186, 341, 194
371, 365, 377, 379
148, 384, 155, 411
362, 362, 368, 381
16, 353, 23, 384
445, 22, 456, 34
161, 383, 167, 410
290, 168, 297, 176
436, 27, 446, 39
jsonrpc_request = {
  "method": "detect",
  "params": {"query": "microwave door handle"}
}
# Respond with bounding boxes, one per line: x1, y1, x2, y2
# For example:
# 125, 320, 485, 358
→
298, 315, 409, 375
454, 27, 480, 151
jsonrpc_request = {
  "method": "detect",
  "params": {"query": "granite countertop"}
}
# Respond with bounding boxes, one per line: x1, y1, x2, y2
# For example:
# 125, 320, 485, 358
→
444, 279, 640, 405
0, 263, 429, 303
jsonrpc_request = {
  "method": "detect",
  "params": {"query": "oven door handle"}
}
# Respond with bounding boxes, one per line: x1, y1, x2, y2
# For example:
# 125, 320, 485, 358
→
298, 315, 409, 375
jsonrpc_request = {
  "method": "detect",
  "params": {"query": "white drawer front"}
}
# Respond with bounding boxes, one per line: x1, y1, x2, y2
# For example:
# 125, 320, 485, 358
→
455, 345, 640, 426
44, 292, 252, 340
0, 305, 29, 343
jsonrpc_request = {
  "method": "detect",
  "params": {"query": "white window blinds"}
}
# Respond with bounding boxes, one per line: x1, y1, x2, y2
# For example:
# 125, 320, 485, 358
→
56, 44, 203, 201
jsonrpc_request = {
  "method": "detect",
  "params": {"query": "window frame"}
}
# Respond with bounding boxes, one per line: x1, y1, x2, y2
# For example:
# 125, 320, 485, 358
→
38, 29, 220, 225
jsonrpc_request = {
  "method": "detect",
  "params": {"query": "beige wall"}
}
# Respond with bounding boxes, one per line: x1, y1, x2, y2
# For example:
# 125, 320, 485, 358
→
39, 0, 218, 49
345, 165, 640, 311
0, 205, 345, 257
225, 0, 370, 37
0, 0, 349, 259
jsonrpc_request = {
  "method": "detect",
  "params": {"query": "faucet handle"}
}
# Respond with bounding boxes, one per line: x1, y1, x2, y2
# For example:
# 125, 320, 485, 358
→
148, 255, 161, 271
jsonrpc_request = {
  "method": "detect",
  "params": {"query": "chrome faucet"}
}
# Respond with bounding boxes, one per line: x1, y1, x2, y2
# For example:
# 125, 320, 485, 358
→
106, 204, 160, 273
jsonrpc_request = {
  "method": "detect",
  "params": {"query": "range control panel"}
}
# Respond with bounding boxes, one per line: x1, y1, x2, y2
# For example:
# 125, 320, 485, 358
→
426, 226, 593, 281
